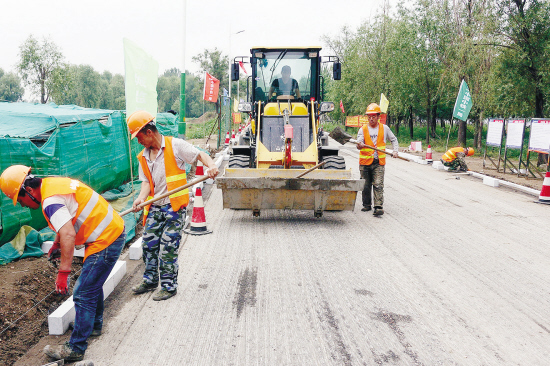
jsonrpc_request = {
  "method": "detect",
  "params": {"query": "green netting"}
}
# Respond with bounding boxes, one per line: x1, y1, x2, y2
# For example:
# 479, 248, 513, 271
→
0, 102, 181, 246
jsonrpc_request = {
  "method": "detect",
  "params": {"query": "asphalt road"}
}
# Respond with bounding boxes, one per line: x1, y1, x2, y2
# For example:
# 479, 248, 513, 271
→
35, 141, 550, 365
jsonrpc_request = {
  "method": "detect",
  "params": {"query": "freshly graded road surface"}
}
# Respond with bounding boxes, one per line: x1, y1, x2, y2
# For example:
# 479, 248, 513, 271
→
46, 141, 550, 365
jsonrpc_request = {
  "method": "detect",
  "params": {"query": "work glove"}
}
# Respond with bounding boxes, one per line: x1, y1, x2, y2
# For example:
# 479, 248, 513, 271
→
55, 270, 71, 295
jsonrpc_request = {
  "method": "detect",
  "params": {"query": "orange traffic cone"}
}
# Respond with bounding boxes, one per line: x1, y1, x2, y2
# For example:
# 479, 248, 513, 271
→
238, 125, 241, 134
231, 130, 236, 140
224, 132, 230, 146
536, 171, 550, 204
426, 145, 433, 164
184, 187, 212, 235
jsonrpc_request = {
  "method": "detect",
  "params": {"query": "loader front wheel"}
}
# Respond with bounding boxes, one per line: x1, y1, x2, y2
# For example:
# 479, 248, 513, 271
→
228, 155, 250, 168
322, 155, 346, 170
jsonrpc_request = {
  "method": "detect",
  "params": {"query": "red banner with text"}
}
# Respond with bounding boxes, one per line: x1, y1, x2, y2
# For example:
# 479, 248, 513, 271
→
203, 72, 220, 102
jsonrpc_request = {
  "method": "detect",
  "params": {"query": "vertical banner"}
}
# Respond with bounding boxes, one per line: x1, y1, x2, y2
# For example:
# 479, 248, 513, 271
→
339, 100, 345, 114
203, 72, 220, 102
123, 38, 159, 118
379, 93, 389, 113
452, 79, 473, 121
233, 113, 242, 124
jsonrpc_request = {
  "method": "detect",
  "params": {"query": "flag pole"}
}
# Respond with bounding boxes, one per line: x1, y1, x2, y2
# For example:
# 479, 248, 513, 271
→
179, 0, 187, 139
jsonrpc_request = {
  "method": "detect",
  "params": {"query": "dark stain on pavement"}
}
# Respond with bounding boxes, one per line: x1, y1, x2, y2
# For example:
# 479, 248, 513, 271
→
372, 310, 423, 365
319, 300, 352, 366
372, 349, 400, 364
198, 284, 208, 289
233, 267, 257, 318
355, 289, 374, 297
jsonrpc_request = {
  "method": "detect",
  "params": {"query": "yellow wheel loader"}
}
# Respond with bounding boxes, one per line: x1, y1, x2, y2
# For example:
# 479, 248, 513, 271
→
216, 47, 364, 217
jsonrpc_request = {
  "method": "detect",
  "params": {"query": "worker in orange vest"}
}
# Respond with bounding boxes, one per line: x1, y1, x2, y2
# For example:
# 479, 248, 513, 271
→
127, 111, 219, 301
0, 165, 125, 363
441, 147, 474, 171
356, 103, 399, 216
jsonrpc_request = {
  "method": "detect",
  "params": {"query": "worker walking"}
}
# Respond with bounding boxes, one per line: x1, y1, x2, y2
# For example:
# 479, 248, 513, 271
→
0, 165, 125, 363
356, 103, 399, 216
127, 111, 219, 301
441, 147, 474, 171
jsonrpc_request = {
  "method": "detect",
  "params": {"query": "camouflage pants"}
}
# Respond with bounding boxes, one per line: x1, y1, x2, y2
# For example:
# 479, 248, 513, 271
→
141, 204, 186, 292
360, 161, 385, 208
442, 152, 468, 171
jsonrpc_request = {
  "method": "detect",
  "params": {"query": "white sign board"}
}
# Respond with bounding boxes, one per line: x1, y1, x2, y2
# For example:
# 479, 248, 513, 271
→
505, 119, 525, 149
486, 119, 504, 146
528, 119, 550, 153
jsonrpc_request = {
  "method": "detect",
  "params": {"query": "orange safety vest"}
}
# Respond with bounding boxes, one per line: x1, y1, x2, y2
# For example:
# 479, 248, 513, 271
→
441, 147, 465, 162
138, 136, 189, 225
359, 124, 386, 166
40, 177, 124, 261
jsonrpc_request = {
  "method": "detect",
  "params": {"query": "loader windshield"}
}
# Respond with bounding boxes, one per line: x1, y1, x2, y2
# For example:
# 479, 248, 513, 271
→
253, 50, 318, 102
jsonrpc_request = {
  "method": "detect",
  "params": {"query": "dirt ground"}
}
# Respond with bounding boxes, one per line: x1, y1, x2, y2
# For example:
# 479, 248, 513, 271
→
0, 256, 83, 366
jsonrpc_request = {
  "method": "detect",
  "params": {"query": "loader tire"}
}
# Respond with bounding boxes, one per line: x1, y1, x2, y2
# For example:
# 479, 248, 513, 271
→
322, 156, 346, 170
228, 155, 250, 168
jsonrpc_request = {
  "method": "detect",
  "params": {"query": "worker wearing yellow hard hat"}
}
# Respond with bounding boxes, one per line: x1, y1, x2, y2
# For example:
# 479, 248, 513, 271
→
0, 165, 125, 363
356, 103, 400, 217
441, 146, 474, 171
126, 110, 219, 301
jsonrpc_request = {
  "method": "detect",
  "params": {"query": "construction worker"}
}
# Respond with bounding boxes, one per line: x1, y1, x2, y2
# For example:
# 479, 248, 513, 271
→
441, 147, 474, 171
127, 111, 219, 301
356, 103, 399, 216
0, 165, 125, 363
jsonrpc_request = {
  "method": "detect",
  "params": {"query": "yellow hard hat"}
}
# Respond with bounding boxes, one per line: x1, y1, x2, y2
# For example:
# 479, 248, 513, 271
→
365, 103, 381, 115
0, 165, 31, 206
127, 111, 155, 139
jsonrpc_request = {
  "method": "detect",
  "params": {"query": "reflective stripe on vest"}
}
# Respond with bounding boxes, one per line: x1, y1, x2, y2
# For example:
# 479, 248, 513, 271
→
359, 124, 386, 166
40, 178, 124, 261
442, 147, 464, 162
138, 136, 189, 225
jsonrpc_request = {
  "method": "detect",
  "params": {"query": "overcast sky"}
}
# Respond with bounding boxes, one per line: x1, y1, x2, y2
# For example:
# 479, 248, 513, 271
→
2, 0, 394, 76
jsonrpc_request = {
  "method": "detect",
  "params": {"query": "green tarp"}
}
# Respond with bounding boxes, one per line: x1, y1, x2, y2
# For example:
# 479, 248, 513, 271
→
0, 102, 180, 246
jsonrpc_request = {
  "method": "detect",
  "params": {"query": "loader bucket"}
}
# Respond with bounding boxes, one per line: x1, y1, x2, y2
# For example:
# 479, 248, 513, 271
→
216, 168, 364, 217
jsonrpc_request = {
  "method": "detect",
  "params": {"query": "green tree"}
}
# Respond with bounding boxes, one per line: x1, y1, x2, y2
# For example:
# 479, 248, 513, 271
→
0, 68, 24, 102
192, 48, 229, 90
17, 35, 63, 103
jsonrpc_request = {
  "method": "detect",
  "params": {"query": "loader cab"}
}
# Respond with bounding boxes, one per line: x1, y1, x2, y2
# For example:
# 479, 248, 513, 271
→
251, 48, 320, 104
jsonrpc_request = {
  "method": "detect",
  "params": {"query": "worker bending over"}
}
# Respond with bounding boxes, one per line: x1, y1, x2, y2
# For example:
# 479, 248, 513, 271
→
127, 111, 219, 301
356, 103, 399, 216
441, 147, 474, 171
0, 165, 125, 363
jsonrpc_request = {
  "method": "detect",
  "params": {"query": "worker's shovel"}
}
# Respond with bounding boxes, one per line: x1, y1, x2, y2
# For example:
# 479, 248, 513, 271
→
119, 175, 211, 217
349, 139, 410, 162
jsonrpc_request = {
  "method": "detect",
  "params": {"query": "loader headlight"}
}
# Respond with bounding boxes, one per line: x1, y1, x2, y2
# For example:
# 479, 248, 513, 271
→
319, 102, 334, 113
238, 102, 253, 113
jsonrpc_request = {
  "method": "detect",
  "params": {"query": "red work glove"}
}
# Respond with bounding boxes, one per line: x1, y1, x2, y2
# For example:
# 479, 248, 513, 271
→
55, 270, 71, 295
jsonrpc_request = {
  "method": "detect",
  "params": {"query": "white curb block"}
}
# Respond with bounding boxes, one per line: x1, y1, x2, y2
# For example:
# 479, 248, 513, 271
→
129, 237, 143, 260
483, 176, 500, 187
42, 241, 84, 258
48, 260, 127, 335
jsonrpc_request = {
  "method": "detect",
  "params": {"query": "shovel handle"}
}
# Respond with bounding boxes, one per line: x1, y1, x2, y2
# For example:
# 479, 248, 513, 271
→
295, 161, 326, 178
349, 139, 409, 162
119, 175, 210, 217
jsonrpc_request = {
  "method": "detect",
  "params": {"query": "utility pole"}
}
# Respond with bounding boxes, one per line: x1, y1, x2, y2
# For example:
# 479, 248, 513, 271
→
179, 0, 187, 139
